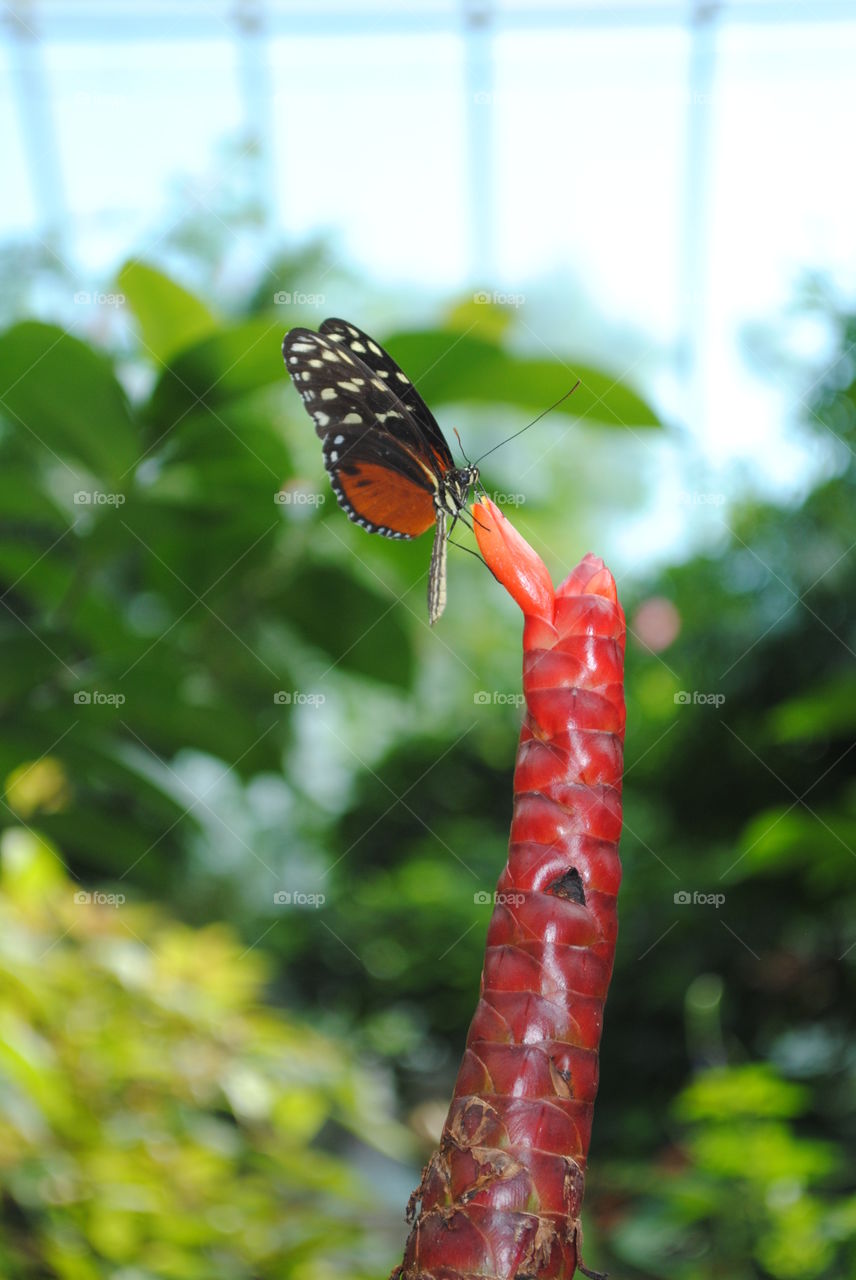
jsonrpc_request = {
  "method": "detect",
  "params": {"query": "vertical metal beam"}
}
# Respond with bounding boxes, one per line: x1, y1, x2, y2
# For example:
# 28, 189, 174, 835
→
679, 0, 720, 430
5, 0, 69, 260
462, 0, 495, 284
232, 0, 276, 233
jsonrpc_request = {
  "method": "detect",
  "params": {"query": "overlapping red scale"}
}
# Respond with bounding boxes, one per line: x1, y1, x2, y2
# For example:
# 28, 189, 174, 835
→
499, 837, 621, 897
485, 897, 600, 948
471, 989, 604, 1049
453, 1041, 599, 1102
395, 526, 624, 1280
403, 1203, 576, 1278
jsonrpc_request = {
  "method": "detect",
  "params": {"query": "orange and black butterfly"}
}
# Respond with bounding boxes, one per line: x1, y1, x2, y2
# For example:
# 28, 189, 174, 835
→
282, 318, 479, 625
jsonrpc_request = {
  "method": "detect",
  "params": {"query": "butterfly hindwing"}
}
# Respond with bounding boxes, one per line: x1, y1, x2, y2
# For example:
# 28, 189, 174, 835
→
320, 424, 437, 539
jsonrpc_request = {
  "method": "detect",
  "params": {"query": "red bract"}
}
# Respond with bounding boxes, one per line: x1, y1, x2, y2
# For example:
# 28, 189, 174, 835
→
393, 499, 626, 1280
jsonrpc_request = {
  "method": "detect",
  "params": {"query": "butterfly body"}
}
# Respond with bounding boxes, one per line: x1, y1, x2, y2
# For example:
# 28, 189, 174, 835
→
282, 318, 479, 624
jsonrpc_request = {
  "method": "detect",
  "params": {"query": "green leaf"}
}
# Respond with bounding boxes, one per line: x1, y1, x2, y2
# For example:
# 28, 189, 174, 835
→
118, 261, 218, 364
732, 807, 856, 880
0, 322, 138, 480
0, 468, 69, 528
145, 318, 285, 429
383, 329, 661, 428
675, 1064, 808, 1123
286, 563, 415, 689
768, 672, 856, 743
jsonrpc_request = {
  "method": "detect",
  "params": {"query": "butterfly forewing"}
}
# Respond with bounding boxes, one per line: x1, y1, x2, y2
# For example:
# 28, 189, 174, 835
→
318, 318, 454, 471
282, 317, 479, 622
283, 325, 442, 538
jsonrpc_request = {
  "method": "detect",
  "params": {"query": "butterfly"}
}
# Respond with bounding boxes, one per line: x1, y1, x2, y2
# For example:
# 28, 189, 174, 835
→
282, 318, 479, 625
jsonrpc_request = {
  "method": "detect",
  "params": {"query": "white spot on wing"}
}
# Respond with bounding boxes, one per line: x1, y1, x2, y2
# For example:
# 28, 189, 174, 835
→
343, 413, 362, 424
321, 387, 337, 400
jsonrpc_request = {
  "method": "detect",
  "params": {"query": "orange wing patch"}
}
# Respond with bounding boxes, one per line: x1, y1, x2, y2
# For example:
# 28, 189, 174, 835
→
336, 462, 436, 537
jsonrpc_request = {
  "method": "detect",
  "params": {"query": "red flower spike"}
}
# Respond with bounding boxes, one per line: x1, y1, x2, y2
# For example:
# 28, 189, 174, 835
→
472, 498, 555, 624
393, 503, 626, 1280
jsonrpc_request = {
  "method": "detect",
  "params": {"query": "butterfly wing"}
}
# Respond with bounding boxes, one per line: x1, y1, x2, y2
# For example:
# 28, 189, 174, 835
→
319, 318, 455, 472
282, 325, 441, 539
321, 425, 438, 539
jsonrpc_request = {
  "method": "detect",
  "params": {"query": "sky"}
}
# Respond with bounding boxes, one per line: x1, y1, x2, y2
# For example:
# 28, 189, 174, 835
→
2, 5, 855, 566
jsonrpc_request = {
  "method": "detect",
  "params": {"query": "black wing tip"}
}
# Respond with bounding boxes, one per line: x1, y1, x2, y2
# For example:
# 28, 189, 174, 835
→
319, 317, 353, 333
282, 325, 317, 353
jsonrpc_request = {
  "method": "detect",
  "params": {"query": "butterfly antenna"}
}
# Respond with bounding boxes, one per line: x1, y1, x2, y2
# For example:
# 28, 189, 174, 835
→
450, 507, 490, 536
453, 427, 474, 467
448, 538, 491, 573
472, 379, 581, 466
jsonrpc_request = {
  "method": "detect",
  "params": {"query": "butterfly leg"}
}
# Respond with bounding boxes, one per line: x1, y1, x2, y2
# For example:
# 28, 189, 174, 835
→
428, 511, 448, 626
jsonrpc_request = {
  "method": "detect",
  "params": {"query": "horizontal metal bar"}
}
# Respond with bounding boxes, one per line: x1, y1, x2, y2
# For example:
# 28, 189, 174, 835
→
5, 0, 856, 44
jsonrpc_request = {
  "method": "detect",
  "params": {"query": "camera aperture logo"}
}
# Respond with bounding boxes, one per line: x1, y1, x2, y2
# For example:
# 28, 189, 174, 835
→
273, 291, 325, 306
474, 289, 525, 308
674, 889, 725, 909
474, 690, 526, 708
74, 690, 125, 707
275, 488, 325, 507
674, 690, 725, 708
74, 889, 125, 907
273, 890, 325, 908
74, 491, 125, 507
474, 890, 525, 906
274, 691, 325, 707
73, 291, 125, 308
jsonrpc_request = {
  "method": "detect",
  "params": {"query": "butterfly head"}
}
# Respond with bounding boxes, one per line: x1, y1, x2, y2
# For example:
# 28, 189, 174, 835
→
441, 465, 480, 517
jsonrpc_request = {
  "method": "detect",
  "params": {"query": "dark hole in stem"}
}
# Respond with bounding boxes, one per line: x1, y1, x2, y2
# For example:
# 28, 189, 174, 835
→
546, 867, 585, 904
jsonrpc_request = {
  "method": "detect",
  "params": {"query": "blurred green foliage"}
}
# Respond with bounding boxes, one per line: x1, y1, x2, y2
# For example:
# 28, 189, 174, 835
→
0, 827, 410, 1279
609, 1064, 855, 1279
1, 258, 854, 1277
0, 262, 656, 903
